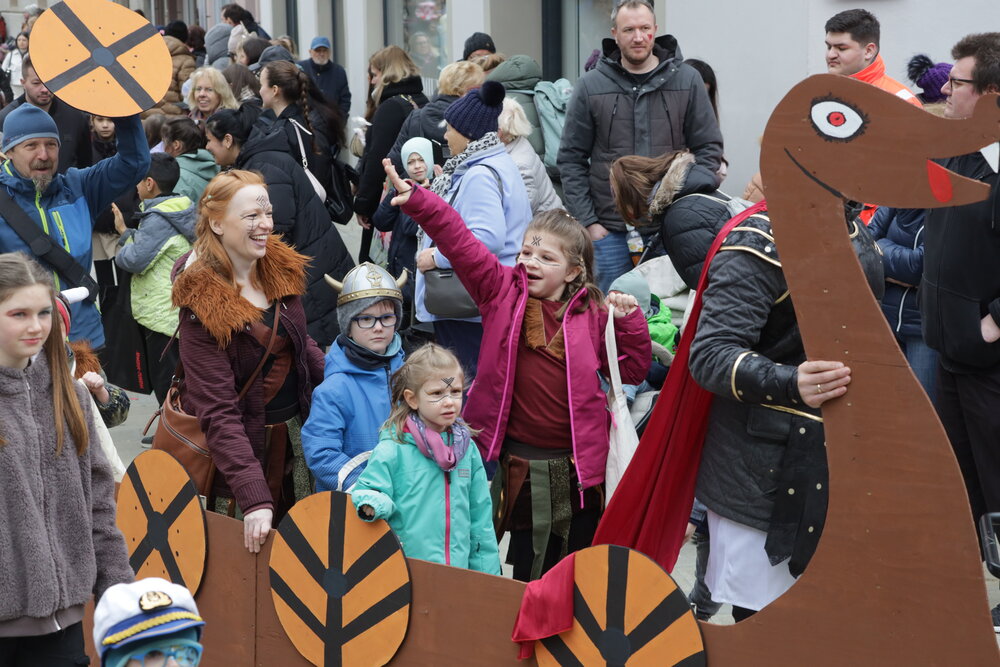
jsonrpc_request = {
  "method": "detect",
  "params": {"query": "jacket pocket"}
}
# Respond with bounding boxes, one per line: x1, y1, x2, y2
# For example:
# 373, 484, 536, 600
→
934, 290, 1000, 368
746, 405, 792, 443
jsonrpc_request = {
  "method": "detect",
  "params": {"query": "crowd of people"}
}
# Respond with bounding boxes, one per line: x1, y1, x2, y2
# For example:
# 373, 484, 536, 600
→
0, 0, 999, 662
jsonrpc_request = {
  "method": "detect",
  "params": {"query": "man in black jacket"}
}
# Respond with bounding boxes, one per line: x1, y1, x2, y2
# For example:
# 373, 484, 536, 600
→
557, 0, 722, 292
298, 37, 351, 117
0, 56, 93, 172
918, 32, 1000, 629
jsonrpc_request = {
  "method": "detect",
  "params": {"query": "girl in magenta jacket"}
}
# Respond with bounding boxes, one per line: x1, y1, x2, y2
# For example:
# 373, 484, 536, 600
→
382, 159, 650, 580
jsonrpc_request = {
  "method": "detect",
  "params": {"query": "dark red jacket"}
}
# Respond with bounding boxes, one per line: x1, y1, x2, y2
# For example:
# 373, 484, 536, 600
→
172, 238, 324, 513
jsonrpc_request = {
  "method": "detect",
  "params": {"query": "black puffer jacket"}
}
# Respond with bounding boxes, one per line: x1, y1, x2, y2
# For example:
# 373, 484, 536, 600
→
254, 102, 339, 195
690, 212, 884, 575
353, 76, 428, 217
236, 128, 355, 345
558, 35, 723, 232
648, 152, 734, 289
385, 93, 457, 174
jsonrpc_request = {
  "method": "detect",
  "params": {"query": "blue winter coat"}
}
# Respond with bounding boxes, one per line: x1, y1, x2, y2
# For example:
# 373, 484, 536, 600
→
415, 141, 532, 323
868, 207, 925, 338
0, 115, 149, 347
351, 426, 501, 574
301, 335, 404, 492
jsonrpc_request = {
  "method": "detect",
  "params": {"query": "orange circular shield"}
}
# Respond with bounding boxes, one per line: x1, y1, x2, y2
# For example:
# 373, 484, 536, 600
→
117, 450, 208, 594
29, 0, 171, 116
535, 545, 706, 666
269, 491, 410, 667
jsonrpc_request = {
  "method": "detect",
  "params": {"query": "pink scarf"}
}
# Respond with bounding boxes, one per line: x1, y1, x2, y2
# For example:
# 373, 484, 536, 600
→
405, 415, 472, 472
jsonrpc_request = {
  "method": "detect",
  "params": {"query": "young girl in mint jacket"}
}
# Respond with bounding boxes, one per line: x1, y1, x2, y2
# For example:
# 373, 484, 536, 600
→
381, 159, 650, 581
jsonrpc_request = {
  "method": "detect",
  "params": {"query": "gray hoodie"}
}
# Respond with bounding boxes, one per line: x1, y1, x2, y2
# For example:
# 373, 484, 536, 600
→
205, 22, 233, 70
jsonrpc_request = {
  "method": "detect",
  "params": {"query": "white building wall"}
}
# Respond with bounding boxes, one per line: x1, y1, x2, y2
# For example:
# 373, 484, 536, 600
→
666, 0, 1000, 195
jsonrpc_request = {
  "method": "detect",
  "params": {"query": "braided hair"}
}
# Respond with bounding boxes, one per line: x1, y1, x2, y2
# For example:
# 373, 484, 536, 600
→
262, 60, 345, 152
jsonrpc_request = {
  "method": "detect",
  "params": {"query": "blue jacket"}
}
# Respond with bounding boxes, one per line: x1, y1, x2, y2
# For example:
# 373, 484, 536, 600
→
351, 426, 500, 574
868, 206, 925, 338
0, 115, 149, 347
301, 335, 404, 492
415, 142, 531, 322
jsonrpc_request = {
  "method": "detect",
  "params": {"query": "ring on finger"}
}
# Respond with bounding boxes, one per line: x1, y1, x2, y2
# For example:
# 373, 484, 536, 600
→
816, 383, 823, 394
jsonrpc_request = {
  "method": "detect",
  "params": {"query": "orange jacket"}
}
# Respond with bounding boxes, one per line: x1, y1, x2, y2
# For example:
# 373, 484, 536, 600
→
850, 54, 922, 108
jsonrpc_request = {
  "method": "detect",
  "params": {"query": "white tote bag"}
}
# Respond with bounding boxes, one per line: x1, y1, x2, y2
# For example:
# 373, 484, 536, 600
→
604, 313, 640, 500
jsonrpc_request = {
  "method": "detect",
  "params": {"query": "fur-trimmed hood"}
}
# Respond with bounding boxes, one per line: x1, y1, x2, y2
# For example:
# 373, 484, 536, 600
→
172, 236, 309, 347
648, 151, 695, 217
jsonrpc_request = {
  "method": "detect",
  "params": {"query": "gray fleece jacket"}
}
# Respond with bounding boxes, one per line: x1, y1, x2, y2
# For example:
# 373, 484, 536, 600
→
0, 352, 132, 632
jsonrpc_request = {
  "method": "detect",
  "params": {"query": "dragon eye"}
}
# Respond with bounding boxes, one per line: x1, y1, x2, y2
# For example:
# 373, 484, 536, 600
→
810, 99, 868, 141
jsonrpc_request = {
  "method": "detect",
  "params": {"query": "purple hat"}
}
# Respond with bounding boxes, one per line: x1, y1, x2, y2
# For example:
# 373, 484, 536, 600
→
907, 54, 951, 104
444, 80, 505, 141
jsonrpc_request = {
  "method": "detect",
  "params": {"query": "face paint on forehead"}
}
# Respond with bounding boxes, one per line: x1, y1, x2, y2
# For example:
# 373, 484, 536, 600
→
256, 193, 269, 209
426, 376, 457, 402
531, 235, 542, 246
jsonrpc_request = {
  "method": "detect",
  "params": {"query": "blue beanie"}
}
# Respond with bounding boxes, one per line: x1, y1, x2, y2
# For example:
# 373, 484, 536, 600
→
2, 104, 60, 153
444, 80, 505, 142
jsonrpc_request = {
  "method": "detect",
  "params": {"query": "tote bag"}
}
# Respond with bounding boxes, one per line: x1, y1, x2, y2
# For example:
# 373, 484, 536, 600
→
604, 312, 640, 500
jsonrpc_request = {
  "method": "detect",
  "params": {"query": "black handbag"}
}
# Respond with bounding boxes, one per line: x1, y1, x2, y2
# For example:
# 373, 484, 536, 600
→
100, 276, 153, 394
422, 163, 504, 319
326, 156, 358, 225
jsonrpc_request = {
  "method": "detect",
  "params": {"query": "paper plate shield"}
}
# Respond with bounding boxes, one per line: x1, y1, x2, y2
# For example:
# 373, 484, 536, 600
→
29, 0, 170, 116
269, 491, 411, 667
117, 450, 208, 594
536, 545, 705, 666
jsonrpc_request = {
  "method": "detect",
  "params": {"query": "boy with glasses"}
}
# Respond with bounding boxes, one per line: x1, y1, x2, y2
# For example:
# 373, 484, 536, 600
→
302, 263, 407, 492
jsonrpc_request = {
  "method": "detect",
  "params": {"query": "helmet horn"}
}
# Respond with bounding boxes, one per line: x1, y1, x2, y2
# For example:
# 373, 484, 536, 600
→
324, 274, 344, 292
396, 268, 409, 289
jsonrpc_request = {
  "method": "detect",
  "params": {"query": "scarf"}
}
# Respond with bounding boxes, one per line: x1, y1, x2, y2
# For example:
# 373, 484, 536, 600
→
337, 334, 399, 371
430, 132, 502, 197
405, 414, 472, 472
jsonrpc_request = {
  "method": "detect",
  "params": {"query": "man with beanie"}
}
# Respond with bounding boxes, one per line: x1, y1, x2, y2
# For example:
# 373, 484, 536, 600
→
415, 80, 531, 378
0, 103, 151, 347
0, 56, 93, 171
302, 263, 407, 493
917, 32, 1000, 631
298, 36, 351, 117
463, 32, 496, 61
558, 0, 723, 292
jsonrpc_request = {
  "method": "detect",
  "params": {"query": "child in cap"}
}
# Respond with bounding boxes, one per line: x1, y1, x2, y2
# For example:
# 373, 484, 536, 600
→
93, 578, 204, 667
301, 263, 408, 492
372, 136, 435, 333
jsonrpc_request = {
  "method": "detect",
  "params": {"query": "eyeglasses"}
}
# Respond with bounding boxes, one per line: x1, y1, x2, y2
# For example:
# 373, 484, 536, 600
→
352, 313, 398, 329
121, 639, 203, 667
948, 76, 975, 88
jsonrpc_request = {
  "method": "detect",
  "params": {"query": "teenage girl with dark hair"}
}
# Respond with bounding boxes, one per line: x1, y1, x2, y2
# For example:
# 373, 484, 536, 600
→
161, 116, 218, 204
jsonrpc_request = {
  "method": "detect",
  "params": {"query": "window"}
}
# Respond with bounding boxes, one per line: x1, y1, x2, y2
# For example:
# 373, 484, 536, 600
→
384, 0, 450, 96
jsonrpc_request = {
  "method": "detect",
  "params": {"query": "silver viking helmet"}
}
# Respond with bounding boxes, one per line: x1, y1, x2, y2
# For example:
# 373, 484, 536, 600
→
324, 263, 409, 307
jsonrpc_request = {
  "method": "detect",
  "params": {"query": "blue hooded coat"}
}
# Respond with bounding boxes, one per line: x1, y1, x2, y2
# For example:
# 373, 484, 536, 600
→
301, 335, 404, 492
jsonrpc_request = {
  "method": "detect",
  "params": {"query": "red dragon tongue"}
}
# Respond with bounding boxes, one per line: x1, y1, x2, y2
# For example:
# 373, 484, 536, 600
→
926, 159, 955, 203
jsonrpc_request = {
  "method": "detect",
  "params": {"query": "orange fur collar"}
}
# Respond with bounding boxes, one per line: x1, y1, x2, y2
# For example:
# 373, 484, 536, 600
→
172, 236, 309, 347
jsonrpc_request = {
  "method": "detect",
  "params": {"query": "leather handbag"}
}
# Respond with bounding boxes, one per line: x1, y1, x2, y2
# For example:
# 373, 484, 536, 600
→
422, 163, 504, 320
144, 309, 280, 499
291, 119, 358, 225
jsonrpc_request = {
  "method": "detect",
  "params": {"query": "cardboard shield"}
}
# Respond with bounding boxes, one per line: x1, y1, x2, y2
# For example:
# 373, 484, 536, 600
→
29, 0, 170, 116
116, 450, 208, 594
269, 491, 411, 667
536, 545, 705, 667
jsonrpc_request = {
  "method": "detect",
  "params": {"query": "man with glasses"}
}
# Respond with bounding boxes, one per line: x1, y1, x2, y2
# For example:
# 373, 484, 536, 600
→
919, 32, 1000, 631
557, 0, 723, 292
302, 262, 407, 494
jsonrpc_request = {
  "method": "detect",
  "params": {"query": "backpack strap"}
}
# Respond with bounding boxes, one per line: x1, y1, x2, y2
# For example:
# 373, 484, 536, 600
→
0, 187, 99, 301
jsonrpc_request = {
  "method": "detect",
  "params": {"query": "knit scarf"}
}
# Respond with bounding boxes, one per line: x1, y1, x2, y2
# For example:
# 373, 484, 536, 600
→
405, 414, 472, 472
430, 132, 502, 197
